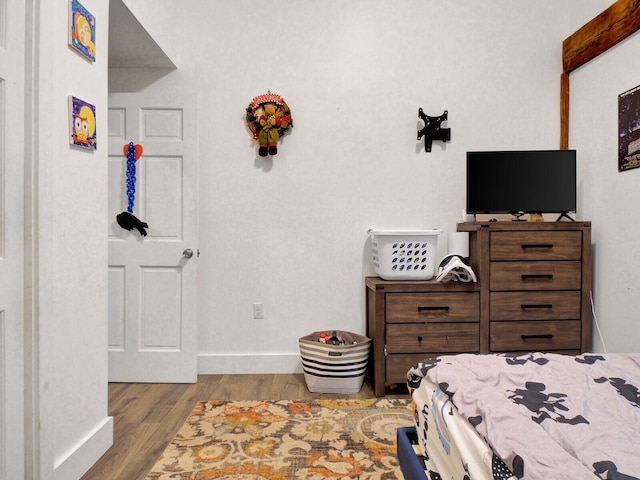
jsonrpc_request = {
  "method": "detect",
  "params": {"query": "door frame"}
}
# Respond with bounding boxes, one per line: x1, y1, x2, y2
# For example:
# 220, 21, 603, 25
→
22, 0, 39, 477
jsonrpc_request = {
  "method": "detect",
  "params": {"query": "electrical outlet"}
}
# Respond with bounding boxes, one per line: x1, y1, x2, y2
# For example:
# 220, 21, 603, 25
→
253, 302, 264, 319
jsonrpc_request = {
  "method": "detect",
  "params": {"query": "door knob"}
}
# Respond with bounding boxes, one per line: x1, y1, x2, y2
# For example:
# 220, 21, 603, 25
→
182, 249, 194, 259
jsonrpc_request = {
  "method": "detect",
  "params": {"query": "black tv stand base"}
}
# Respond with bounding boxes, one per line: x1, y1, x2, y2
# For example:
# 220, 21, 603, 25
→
556, 212, 575, 222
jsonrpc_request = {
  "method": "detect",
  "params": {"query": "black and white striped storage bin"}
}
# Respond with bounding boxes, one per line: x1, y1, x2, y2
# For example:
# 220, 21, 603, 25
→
299, 331, 371, 393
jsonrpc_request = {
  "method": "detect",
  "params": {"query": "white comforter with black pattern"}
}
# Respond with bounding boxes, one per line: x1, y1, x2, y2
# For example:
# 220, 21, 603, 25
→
407, 352, 640, 480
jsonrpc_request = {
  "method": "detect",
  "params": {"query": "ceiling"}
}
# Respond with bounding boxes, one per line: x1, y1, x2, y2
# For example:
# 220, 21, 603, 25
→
108, 0, 176, 69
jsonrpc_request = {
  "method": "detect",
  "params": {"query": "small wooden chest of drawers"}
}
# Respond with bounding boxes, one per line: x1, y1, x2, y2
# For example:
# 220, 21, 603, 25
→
365, 279, 480, 397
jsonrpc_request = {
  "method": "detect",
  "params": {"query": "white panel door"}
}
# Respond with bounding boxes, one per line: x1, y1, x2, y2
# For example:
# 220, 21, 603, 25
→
0, 0, 25, 477
108, 93, 197, 382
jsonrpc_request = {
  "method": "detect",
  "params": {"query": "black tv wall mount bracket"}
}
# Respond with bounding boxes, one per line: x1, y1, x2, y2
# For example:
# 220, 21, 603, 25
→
417, 108, 450, 152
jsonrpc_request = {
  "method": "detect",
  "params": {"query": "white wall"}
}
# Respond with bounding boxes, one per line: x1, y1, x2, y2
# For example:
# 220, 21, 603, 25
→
32, 1, 632, 478
115, 1, 616, 376
570, 31, 640, 353
194, 0, 616, 370
35, 1, 112, 478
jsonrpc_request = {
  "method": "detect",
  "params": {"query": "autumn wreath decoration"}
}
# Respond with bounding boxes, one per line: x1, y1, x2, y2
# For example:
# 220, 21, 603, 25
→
246, 92, 293, 157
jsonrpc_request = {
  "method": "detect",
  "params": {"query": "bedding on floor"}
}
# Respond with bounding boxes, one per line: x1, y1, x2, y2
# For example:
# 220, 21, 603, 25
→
406, 352, 640, 480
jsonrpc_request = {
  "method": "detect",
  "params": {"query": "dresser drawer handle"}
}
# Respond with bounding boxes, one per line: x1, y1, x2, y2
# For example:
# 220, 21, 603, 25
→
521, 274, 554, 280
521, 334, 553, 340
521, 304, 553, 309
417, 306, 450, 312
521, 243, 554, 249
417, 336, 423, 342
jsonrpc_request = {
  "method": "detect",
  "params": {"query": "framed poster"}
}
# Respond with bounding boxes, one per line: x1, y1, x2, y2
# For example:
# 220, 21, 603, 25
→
69, 0, 96, 62
69, 95, 97, 150
618, 84, 640, 172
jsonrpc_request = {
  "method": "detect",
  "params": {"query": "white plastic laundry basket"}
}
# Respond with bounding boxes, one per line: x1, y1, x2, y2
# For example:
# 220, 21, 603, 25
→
369, 229, 442, 280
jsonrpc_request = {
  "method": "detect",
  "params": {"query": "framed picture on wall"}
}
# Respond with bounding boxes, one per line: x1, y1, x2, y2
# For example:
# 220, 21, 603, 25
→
69, 95, 97, 150
68, 0, 96, 62
618, 84, 640, 172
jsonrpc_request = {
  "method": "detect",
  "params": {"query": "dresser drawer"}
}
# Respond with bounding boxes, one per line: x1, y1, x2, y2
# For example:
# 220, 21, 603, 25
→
386, 292, 480, 323
386, 323, 479, 353
490, 231, 582, 261
386, 353, 437, 384
490, 261, 581, 291
490, 320, 581, 351
490, 291, 581, 320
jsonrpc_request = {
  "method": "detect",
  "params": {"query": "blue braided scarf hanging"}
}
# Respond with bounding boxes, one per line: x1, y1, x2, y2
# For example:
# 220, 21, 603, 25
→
116, 142, 149, 236
126, 141, 137, 213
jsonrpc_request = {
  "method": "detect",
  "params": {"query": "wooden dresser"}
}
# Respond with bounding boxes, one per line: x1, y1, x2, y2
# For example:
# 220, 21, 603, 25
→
366, 221, 592, 396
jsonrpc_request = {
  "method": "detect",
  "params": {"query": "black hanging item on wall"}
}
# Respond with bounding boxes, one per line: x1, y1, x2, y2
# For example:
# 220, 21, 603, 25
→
116, 142, 149, 236
417, 108, 450, 152
116, 211, 149, 237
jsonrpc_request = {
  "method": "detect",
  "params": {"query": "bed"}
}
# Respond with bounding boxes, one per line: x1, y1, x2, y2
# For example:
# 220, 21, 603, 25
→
401, 352, 640, 480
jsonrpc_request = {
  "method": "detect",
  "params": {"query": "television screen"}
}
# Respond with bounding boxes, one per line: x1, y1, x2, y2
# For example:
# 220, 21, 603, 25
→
466, 150, 576, 215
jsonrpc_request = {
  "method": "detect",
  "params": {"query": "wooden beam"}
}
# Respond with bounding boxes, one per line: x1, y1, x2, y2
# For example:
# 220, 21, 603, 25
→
560, 0, 640, 148
560, 73, 570, 150
563, 0, 640, 73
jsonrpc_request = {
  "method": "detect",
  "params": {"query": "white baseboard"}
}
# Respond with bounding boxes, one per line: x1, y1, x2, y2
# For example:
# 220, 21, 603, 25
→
53, 416, 113, 480
198, 352, 303, 374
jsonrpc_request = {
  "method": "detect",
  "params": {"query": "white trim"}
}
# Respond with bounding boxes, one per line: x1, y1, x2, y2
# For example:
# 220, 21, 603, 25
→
24, 0, 40, 477
53, 416, 113, 480
198, 353, 303, 374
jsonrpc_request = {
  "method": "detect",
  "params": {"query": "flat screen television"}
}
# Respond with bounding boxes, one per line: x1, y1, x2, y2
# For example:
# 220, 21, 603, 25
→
466, 150, 576, 219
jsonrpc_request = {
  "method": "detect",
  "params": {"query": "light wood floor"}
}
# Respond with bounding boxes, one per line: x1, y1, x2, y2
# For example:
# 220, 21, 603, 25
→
80, 374, 409, 480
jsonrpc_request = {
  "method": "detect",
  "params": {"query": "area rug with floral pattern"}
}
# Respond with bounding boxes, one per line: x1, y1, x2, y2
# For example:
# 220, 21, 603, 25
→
144, 398, 413, 479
